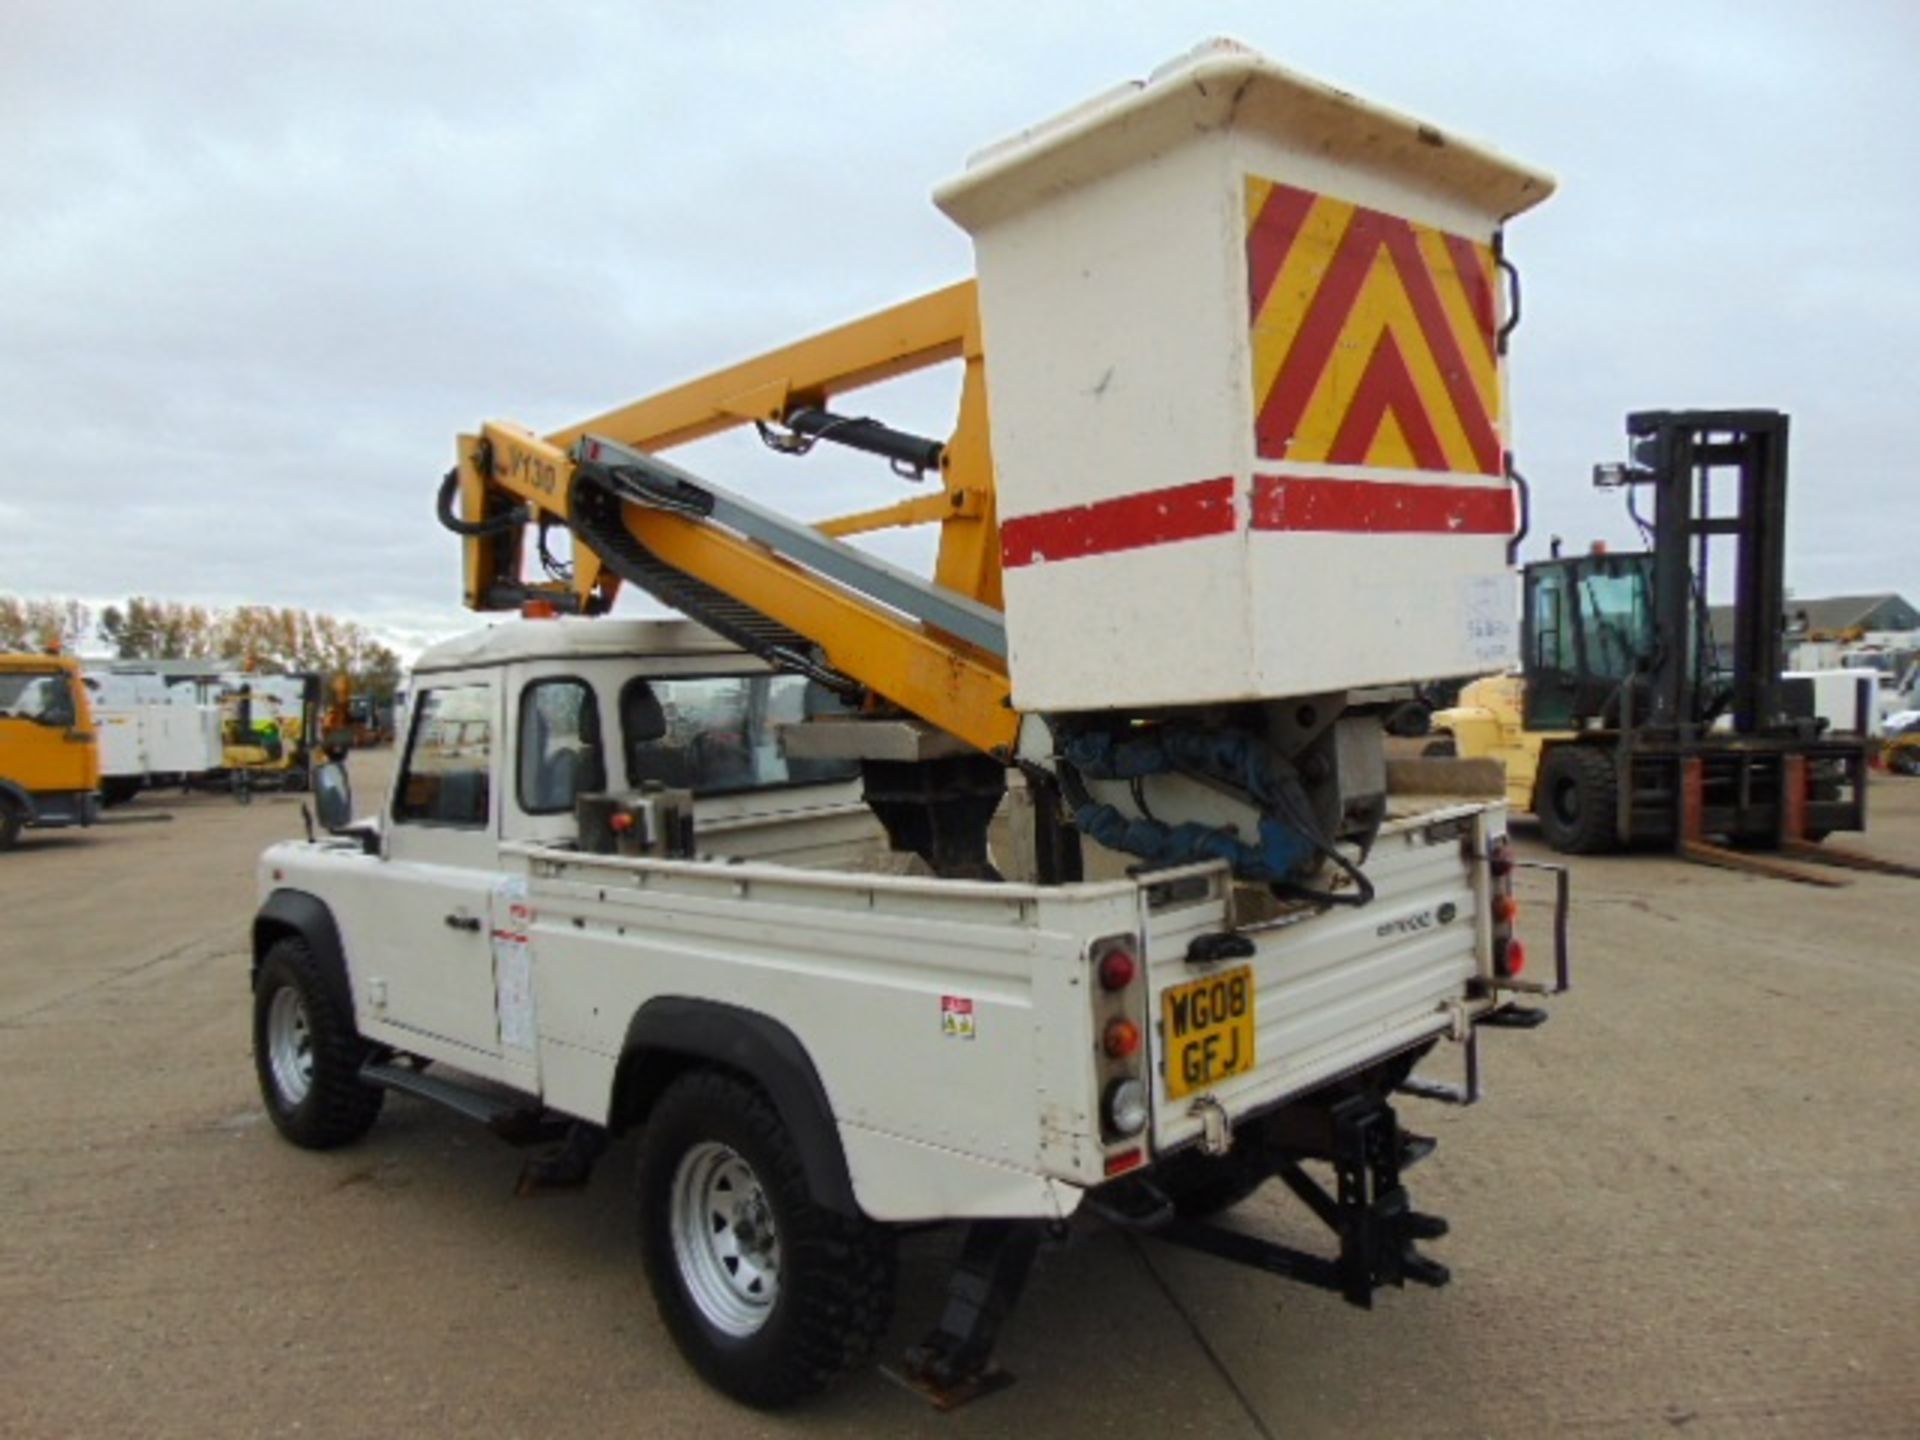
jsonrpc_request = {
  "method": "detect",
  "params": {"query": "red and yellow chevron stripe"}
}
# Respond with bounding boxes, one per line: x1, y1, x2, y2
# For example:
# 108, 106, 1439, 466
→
1246, 176, 1502, 477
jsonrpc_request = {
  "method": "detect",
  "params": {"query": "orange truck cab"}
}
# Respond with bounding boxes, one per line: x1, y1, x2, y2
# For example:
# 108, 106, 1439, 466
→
0, 652, 100, 850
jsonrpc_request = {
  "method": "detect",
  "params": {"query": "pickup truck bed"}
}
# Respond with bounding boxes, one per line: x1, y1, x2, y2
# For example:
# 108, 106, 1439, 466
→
475, 795, 1502, 1222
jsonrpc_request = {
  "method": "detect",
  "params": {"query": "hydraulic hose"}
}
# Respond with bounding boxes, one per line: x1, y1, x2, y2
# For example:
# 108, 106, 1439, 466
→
436, 468, 531, 538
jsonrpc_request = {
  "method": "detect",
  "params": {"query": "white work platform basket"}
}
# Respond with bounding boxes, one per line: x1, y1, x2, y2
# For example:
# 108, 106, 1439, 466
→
935, 40, 1555, 713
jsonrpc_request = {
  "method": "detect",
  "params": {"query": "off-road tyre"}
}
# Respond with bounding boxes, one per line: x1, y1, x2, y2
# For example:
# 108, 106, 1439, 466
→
1536, 745, 1621, 854
637, 1069, 896, 1408
0, 801, 21, 851
252, 937, 383, 1149
1155, 1148, 1270, 1220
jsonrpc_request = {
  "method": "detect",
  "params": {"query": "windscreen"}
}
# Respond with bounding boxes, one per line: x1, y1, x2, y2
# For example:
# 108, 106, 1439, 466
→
1575, 558, 1655, 681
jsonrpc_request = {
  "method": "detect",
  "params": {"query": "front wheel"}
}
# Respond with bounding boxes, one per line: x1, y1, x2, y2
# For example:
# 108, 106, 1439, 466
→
1536, 746, 1621, 854
252, 938, 383, 1148
1890, 746, 1920, 777
0, 801, 21, 852
638, 1070, 895, 1408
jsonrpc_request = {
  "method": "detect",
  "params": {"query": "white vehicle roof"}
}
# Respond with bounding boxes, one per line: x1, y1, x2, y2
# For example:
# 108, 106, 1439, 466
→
412, 617, 747, 674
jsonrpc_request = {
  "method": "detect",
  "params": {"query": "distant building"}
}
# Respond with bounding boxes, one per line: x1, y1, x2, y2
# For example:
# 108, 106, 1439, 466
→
1710, 593, 1919, 650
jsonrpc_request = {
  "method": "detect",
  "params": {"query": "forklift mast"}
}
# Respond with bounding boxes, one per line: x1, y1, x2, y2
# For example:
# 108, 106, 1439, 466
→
1610, 409, 1792, 737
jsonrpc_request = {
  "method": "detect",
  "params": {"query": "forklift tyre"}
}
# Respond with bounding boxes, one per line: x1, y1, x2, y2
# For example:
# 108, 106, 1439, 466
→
637, 1069, 896, 1409
1536, 746, 1620, 854
252, 937, 383, 1149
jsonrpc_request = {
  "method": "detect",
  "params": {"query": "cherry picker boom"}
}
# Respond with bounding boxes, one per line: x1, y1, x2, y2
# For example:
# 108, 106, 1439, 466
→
439, 37, 1557, 893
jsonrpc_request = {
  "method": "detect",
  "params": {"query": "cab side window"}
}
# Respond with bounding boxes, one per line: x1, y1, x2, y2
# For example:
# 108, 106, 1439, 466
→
518, 677, 606, 815
0, 672, 75, 727
394, 684, 493, 827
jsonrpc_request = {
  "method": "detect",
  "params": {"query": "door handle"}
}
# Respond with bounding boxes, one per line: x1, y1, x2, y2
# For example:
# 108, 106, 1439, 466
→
444, 913, 482, 933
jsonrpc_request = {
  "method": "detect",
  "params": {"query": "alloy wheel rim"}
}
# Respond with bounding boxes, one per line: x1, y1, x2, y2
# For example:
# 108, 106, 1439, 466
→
669, 1140, 780, 1336
266, 986, 314, 1106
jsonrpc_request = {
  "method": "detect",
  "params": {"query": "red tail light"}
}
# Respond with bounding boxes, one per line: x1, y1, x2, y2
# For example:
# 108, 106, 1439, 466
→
1097, 948, 1138, 991
1103, 1018, 1141, 1059
1497, 937, 1527, 978
1492, 894, 1518, 923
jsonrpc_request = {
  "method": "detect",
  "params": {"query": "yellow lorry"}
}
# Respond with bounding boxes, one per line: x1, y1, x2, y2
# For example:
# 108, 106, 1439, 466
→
0, 652, 100, 850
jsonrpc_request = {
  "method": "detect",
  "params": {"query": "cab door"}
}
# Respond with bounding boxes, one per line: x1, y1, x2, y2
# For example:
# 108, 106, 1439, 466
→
0, 662, 97, 798
366, 676, 510, 1068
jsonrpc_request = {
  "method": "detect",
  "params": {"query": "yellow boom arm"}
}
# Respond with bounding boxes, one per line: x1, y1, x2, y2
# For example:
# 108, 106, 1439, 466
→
454, 282, 1017, 756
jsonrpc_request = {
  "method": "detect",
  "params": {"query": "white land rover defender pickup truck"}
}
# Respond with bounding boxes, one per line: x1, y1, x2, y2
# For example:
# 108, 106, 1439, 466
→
251, 617, 1567, 1408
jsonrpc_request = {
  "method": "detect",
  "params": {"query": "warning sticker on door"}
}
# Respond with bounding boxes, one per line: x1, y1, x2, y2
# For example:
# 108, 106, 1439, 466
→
940, 995, 976, 1040
492, 875, 536, 1051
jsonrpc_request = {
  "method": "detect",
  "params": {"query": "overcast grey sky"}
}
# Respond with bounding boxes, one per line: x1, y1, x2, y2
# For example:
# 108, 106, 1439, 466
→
3, 1, 1916, 653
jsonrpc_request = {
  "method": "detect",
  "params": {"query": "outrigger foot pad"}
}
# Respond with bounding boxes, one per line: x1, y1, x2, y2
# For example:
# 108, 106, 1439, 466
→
889, 1221, 1044, 1409
515, 1122, 608, 1195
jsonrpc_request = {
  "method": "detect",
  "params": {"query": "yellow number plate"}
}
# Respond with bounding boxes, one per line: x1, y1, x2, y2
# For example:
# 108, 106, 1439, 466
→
1161, 965, 1256, 1099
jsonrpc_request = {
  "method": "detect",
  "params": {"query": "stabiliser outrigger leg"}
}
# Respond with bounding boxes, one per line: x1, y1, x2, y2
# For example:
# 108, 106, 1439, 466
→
892, 1092, 1445, 1408
1148, 1093, 1450, 1305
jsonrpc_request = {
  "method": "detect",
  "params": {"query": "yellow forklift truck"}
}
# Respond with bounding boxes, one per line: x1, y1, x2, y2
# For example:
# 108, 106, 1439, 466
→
0, 652, 99, 850
1435, 410, 1916, 882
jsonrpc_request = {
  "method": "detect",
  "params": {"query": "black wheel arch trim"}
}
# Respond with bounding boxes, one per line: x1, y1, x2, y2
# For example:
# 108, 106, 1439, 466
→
0, 778, 35, 821
253, 888, 356, 1023
618, 997, 861, 1219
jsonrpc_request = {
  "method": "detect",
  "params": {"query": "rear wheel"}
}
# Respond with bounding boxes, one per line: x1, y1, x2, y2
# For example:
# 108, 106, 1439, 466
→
1536, 746, 1621, 854
638, 1070, 895, 1408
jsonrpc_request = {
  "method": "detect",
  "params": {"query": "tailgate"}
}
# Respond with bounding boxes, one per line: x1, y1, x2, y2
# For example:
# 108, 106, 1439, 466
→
1144, 808, 1489, 1153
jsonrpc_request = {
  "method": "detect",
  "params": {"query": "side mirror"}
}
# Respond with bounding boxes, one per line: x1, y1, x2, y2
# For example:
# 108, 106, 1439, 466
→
312, 761, 354, 832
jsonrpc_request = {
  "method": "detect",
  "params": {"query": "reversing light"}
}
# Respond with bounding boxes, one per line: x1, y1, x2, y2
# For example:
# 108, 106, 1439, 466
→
1103, 1018, 1141, 1059
1097, 948, 1138, 991
1104, 1078, 1149, 1137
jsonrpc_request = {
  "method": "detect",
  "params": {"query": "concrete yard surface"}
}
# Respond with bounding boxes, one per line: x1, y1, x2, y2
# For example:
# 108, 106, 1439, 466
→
3, 752, 1918, 1438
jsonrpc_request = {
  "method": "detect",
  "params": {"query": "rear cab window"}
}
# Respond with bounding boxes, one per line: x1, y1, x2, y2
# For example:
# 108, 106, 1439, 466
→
623, 674, 857, 795
517, 676, 606, 815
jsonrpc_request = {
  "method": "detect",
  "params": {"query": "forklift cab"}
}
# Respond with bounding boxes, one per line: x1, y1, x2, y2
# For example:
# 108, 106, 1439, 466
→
1520, 551, 1657, 731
